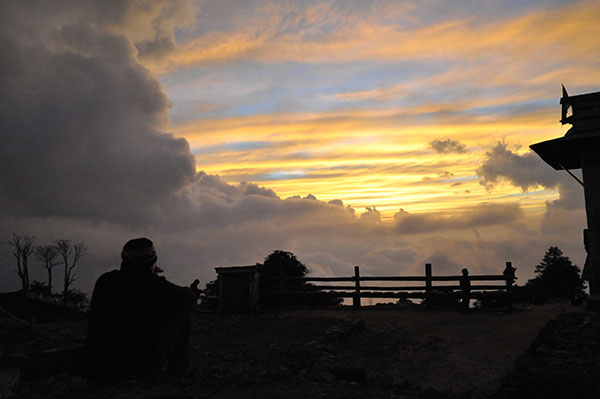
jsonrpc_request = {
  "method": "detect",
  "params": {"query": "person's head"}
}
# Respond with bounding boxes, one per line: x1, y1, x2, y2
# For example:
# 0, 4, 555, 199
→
462, 268, 469, 276
121, 238, 157, 273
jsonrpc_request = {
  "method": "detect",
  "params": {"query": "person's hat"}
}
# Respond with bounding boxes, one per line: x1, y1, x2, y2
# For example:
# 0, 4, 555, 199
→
121, 237, 157, 267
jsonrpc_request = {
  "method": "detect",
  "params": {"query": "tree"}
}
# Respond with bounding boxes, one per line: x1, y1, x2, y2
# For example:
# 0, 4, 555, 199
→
55, 239, 86, 303
259, 250, 308, 307
528, 246, 585, 300
36, 244, 60, 293
7, 233, 35, 291
259, 250, 341, 307
262, 250, 309, 279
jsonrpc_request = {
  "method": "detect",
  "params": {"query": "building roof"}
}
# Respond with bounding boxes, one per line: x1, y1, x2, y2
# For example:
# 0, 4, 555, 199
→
530, 86, 600, 170
215, 265, 258, 274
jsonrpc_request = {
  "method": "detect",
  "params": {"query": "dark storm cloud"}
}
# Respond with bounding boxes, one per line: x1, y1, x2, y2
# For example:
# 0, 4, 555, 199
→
91, 0, 196, 64
476, 142, 584, 210
0, 0, 196, 223
0, 0, 380, 236
429, 138, 467, 154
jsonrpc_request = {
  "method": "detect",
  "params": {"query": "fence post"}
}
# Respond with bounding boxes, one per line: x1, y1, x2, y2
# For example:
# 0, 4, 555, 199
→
425, 263, 432, 309
504, 261, 514, 310
353, 266, 361, 309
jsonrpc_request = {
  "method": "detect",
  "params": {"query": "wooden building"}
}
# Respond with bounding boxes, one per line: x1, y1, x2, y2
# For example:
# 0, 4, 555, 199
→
530, 86, 600, 308
215, 266, 259, 314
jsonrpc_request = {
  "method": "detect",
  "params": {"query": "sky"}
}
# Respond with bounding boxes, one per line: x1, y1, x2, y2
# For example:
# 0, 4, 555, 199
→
1, 0, 599, 295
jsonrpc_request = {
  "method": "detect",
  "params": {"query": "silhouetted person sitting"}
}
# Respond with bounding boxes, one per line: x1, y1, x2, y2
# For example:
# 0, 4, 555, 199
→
84, 238, 196, 382
459, 268, 471, 313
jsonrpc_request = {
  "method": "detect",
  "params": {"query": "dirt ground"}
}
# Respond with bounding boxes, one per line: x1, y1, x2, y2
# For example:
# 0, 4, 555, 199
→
2, 302, 589, 399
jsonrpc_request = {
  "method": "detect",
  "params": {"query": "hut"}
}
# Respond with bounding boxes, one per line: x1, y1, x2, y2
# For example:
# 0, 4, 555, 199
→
215, 266, 259, 314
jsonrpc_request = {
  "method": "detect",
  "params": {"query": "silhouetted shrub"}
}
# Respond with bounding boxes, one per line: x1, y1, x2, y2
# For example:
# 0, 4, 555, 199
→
29, 281, 49, 294
511, 284, 534, 303
64, 289, 89, 310
198, 279, 219, 311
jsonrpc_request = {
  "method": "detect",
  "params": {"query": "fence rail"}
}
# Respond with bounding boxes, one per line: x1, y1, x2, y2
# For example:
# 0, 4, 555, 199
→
266, 262, 515, 308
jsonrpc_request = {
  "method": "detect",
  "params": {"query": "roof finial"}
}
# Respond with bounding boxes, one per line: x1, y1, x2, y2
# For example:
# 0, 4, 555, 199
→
562, 84, 569, 99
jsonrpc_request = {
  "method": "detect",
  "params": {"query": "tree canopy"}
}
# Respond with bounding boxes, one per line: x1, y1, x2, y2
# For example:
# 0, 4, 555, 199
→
528, 246, 585, 300
259, 250, 340, 307
261, 250, 309, 278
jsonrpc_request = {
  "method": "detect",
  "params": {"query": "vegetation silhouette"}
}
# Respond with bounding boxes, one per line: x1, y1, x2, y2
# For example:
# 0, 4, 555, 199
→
55, 239, 86, 304
511, 246, 586, 304
258, 250, 342, 308
199, 250, 342, 310
6, 233, 35, 292
35, 244, 60, 294
2, 233, 89, 313
528, 246, 586, 302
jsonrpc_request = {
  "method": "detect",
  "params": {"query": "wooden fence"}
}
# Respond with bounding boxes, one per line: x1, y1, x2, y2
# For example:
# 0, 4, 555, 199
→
268, 262, 515, 308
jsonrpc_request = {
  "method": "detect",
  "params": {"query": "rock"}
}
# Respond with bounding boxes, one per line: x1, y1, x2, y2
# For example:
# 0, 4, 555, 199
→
498, 312, 600, 398
0, 368, 20, 398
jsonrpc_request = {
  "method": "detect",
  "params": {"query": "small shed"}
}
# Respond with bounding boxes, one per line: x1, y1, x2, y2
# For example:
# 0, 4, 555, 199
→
215, 266, 259, 315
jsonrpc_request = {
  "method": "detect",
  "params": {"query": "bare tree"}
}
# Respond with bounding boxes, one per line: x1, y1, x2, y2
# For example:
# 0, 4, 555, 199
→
7, 233, 35, 291
55, 239, 86, 302
36, 245, 60, 293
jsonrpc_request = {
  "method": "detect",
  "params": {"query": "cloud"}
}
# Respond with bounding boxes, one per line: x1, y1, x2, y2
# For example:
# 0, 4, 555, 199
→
429, 138, 467, 154
0, 1, 388, 297
0, 0, 589, 299
476, 142, 584, 210
92, 0, 196, 65
393, 203, 523, 234
476, 142, 558, 191
360, 207, 381, 223
0, 1, 198, 224
160, 0, 600, 74
328, 199, 344, 207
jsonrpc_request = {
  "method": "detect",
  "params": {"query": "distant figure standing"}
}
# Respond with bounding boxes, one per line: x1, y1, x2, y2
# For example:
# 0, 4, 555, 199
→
503, 263, 517, 287
460, 268, 471, 313
502, 262, 517, 310
84, 238, 196, 381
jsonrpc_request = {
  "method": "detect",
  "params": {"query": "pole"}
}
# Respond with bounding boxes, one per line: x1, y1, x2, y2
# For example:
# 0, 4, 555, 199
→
425, 263, 432, 309
353, 266, 361, 309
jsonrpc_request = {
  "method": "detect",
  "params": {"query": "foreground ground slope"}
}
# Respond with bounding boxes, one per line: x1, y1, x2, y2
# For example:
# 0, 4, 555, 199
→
2, 302, 597, 398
